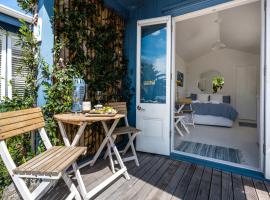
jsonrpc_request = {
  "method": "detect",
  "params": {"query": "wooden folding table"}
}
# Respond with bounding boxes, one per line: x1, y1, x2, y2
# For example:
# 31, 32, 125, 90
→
54, 113, 130, 199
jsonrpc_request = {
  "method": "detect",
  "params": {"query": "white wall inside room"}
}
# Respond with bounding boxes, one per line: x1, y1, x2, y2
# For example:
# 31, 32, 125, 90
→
174, 1, 261, 121
175, 53, 187, 100
186, 48, 260, 109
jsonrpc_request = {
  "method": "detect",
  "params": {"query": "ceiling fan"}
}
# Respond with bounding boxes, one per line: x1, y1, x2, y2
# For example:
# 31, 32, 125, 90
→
211, 14, 226, 51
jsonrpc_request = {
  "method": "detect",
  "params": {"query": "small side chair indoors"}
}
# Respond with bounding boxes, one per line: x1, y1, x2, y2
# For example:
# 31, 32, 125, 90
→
104, 102, 140, 171
0, 108, 86, 200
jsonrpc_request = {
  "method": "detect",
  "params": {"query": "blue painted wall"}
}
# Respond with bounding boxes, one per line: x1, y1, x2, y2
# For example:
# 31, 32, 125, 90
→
123, 0, 231, 126
104, 0, 128, 18
37, 0, 54, 106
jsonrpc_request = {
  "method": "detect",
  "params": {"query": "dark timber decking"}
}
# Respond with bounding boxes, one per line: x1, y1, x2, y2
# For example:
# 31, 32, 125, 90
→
42, 152, 270, 200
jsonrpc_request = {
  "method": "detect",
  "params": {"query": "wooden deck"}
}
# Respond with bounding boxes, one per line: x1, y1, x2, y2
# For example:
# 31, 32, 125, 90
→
42, 152, 270, 200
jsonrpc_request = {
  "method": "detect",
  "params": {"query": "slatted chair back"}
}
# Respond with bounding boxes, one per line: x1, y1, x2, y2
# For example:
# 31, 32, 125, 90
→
0, 108, 85, 199
0, 108, 45, 141
106, 102, 127, 115
106, 102, 129, 126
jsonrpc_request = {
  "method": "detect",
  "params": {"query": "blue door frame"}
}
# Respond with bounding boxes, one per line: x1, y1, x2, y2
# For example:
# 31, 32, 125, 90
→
170, 153, 266, 181
122, 0, 266, 180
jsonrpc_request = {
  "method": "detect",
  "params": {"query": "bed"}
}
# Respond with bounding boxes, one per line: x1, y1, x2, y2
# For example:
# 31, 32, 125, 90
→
191, 101, 238, 128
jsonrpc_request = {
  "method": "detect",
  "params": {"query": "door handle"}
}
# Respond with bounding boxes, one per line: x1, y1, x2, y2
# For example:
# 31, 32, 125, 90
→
137, 105, 145, 111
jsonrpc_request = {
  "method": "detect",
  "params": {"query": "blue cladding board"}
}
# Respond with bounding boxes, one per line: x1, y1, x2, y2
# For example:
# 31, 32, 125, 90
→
123, 0, 232, 126
0, 13, 21, 29
104, 0, 128, 18
37, 0, 54, 106
0, 20, 19, 33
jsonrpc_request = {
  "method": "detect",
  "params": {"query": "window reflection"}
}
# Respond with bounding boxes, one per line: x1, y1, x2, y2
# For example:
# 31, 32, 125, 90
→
140, 24, 167, 104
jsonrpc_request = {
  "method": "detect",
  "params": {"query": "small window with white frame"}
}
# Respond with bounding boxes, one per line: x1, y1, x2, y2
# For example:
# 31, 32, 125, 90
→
0, 30, 27, 101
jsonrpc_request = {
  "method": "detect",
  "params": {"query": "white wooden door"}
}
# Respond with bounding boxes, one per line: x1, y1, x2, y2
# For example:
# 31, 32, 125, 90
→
136, 16, 171, 156
236, 66, 257, 121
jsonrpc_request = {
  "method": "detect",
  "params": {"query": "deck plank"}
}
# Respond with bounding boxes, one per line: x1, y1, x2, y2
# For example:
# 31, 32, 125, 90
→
145, 161, 180, 200
196, 167, 212, 200
209, 169, 222, 200
95, 153, 151, 200
41, 152, 270, 200
242, 176, 259, 200
232, 174, 246, 200
264, 181, 270, 197
221, 171, 233, 200
184, 165, 204, 200
150, 161, 190, 200
253, 179, 270, 200
85, 153, 145, 193
107, 155, 165, 200
128, 159, 173, 200
171, 163, 197, 200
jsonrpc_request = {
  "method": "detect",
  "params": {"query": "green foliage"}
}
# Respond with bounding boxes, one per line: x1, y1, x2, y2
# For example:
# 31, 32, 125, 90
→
42, 41, 79, 144
55, 0, 133, 102
212, 76, 224, 93
41, 0, 133, 146
17, 0, 38, 14
0, 0, 132, 197
0, 20, 40, 196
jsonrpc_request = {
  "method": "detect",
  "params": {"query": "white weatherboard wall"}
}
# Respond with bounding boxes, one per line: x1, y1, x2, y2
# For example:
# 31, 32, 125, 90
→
186, 48, 260, 109
175, 53, 187, 100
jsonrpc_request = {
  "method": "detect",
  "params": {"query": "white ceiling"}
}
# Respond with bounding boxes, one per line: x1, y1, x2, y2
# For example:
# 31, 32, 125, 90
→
175, 2, 261, 62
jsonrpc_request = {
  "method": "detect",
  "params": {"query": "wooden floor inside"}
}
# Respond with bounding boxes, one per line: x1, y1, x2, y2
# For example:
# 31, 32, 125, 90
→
42, 152, 270, 200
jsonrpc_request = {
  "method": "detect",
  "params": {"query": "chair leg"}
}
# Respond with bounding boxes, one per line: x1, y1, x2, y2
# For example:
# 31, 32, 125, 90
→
191, 113, 195, 128
107, 142, 115, 173
103, 135, 116, 160
62, 173, 82, 200
124, 133, 139, 166
122, 133, 133, 155
181, 119, 190, 134
174, 119, 184, 136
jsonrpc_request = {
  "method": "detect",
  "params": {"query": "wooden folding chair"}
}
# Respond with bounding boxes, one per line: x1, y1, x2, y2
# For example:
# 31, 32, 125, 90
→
174, 113, 186, 136
0, 108, 86, 200
104, 102, 140, 169
179, 98, 195, 128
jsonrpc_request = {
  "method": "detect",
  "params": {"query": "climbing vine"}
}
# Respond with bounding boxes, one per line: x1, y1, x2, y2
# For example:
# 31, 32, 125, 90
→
43, 0, 133, 151
54, 0, 132, 102
0, 20, 41, 196
0, 0, 132, 196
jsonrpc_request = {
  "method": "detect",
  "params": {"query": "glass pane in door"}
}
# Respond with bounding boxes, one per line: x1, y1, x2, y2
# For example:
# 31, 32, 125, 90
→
140, 23, 167, 104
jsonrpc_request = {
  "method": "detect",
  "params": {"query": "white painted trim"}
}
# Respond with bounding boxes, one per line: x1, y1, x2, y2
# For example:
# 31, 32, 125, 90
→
0, 31, 6, 100
0, 4, 32, 23
264, 0, 270, 179
173, 0, 259, 23
260, 0, 266, 174
171, 16, 176, 153
6, 35, 12, 99
137, 16, 171, 26
171, 0, 264, 172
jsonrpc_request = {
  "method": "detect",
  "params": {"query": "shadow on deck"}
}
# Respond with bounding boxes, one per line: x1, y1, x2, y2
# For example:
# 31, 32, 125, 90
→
42, 152, 270, 200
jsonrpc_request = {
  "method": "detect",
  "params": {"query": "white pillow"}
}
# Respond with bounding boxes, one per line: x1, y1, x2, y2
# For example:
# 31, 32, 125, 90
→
210, 94, 223, 104
197, 94, 209, 103
192, 100, 200, 103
